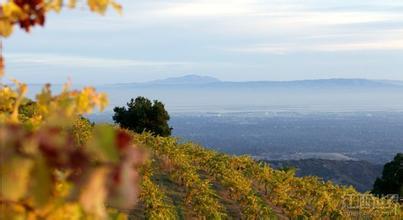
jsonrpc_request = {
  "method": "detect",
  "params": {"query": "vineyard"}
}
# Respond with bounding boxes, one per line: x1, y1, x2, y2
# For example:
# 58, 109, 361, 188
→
132, 133, 402, 219
0, 79, 402, 219
1, 0, 402, 219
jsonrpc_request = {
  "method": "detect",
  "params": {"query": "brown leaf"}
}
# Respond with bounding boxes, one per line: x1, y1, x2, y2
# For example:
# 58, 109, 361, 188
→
108, 146, 147, 210
79, 167, 110, 219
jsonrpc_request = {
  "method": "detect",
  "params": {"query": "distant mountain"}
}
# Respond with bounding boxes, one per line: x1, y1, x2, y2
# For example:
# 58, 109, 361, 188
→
26, 76, 403, 114
142, 76, 402, 88
147, 74, 220, 85
108, 75, 403, 89
266, 159, 383, 192
103, 74, 403, 91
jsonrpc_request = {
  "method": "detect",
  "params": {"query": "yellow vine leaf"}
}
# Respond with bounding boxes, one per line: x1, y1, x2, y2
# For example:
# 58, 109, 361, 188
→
0, 0, 122, 37
87, 0, 110, 14
46, 203, 83, 220
110, 0, 123, 15
47, 0, 64, 13
68, 0, 77, 9
2, 1, 22, 17
0, 1, 23, 37
0, 20, 13, 37
10, 80, 27, 123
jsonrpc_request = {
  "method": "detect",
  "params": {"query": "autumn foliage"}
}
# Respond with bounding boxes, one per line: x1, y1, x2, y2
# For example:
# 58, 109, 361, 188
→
0, 81, 147, 219
0, 0, 122, 37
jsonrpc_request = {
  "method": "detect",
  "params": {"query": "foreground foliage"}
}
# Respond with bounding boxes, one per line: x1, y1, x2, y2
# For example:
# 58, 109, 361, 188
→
0, 0, 122, 37
0, 81, 146, 219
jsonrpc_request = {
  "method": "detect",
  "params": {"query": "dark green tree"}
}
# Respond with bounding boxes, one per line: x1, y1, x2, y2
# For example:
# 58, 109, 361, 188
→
113, 97, 172, 136
372, 153, 403, 198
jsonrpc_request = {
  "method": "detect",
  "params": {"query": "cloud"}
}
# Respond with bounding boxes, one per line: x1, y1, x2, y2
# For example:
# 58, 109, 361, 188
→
228, 38, 403, 54
5, 53, 192, 68
150, 0, 260, 18
41, 0, 403, 31
147, 0, 403, 27
226, 25, 403, 54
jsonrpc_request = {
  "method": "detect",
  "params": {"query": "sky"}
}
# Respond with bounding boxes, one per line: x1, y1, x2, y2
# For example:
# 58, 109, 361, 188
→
3, 0, 403, 84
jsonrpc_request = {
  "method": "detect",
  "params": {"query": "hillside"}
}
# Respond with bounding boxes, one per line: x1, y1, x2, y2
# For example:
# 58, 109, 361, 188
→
124, 132, 401, 219
267, 159, 383, 192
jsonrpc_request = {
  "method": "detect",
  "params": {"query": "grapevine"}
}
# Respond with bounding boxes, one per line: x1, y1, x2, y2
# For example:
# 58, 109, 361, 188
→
138, 160, 177, 219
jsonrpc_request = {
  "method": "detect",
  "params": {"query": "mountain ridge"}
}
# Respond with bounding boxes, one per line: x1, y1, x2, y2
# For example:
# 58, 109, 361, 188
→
146, 74, 221, 85
107, 75, 403, 88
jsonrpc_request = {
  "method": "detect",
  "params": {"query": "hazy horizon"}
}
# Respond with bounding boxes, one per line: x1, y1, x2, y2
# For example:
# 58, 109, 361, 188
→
5, 74, 403, 86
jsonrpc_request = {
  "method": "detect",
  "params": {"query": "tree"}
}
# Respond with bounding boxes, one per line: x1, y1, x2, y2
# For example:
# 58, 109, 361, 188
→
113, 96, 172, 137
372, 153, 403, 197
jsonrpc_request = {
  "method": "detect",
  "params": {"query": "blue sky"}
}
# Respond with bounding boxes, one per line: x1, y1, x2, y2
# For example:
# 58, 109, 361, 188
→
3, 0, 403, 84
